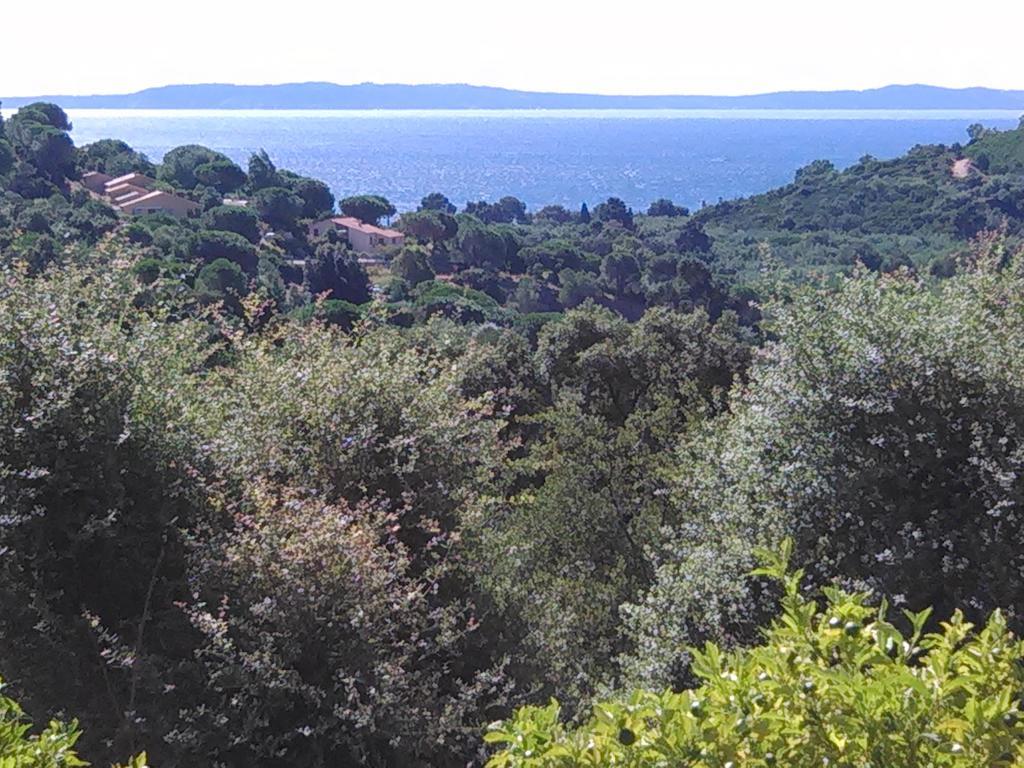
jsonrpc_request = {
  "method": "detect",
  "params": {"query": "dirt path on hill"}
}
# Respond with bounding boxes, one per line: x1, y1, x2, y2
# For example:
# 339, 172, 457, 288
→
952, 158, 973, 178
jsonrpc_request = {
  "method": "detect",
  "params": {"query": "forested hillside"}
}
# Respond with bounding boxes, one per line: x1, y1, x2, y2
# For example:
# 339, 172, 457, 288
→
3, 102, 1024, 767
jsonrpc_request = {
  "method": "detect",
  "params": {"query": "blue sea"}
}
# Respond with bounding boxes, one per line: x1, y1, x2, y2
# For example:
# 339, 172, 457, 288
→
55, 108, 1023, 211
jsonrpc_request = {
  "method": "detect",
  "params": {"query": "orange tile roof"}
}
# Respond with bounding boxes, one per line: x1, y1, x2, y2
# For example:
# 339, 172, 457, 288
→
331, 216, 403, 239
118, 190, 199, 210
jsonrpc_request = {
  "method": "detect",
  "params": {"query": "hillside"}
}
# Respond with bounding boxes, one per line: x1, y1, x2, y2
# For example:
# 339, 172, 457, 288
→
966, 118, 1024, 172
4, 82, 1024, 110
6, 100, 1024, 768
693, 125, 1024, 280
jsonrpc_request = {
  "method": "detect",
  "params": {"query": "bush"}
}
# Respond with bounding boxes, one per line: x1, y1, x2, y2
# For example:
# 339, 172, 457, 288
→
202, 204, 261, 243
194, 257, 248, 312
252, 186, 304, 230
411, 280, 506, 324
192, 228, 258, 272
289, 297, 363, 330
623, 258, 1024, 688
159, 144, 233, 189
0, 258, 517, 766
0, 262, 211, 762
0, 675, 146, 768
180, 486, 509, 767
486, 541, 1024, 767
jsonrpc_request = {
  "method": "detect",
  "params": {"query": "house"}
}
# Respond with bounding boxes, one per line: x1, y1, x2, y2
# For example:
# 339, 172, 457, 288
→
118, 190, 200, 218
85, 172, 197, 218
107, 183, 151, 206
104, 172, 157, 192
81, 171, 113, 194
100, 174, 155, 204
308, 216, 405, 253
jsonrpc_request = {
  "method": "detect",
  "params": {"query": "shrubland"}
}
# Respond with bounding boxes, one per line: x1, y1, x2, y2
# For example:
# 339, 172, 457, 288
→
487, 541, 1024, 767
3, 101, 1024, 766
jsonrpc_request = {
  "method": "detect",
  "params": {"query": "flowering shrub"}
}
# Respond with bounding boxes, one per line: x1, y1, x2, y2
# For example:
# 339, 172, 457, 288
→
178, 486, 512, 766
0, 258, 212, 759
487, 540, 1024, 767
0, 259, 514, 766
623, 254, 1024, 686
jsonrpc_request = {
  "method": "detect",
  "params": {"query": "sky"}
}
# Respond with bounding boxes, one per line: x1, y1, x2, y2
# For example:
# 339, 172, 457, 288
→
4, 0, 1023, 96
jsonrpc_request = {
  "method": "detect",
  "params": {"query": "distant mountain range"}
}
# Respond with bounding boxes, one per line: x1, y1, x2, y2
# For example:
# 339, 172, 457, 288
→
3, 83, 1024, 111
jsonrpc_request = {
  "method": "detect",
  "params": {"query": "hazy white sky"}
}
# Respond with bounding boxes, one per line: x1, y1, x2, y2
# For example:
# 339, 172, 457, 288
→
5, 0, 1023, 96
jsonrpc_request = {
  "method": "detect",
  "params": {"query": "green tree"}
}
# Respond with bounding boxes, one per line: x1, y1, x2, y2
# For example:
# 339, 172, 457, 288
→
419, 191, 456, 213
7, 104, 76, 184
202, 204, 261, 243
400, 209, 458, 243
0, 138, 15, 177
646, 198, 689, 217
600, 249, 642, 298
534, 205, 575, 223
78, 138, 156, 177
193, 229, 259, 272
286, 175, 335, 219
339, 194, 396, 225
303, 241, 371, 303
673, 219, 713, 253
252, 186, 304, 230
159, 144, 233, 189
594, 197, 633, 228
195, 256, 249, 311
247, 149, 281, 190
10, 102, 72, 130
391, 245, 435, 286
456, 215, 511, 270
624, 262, 1024, 688
464, 197, 529, 224
557, 269, 602, 308
194, 158, 247, 193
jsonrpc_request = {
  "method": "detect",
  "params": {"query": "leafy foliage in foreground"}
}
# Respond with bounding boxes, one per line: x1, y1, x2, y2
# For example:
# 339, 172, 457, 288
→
0, 676, 145, 767
486, 541, 1024, 767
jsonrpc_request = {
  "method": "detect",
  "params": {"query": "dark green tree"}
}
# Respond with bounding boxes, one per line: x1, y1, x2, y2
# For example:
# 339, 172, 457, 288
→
194, 158, 248, 194
594, 197, 634, 228
419, 191, 456, 213
247, 149, 281, 190
159, 145, 233, 189
391, 245, 435, 286
78, 139, 156, 177
339, 194, 396, 225
399, 210, 458, 243
286, 176, 335, 219
673, 219, 713, 253
600, 249, 642, 297
193, 229, 259, 273
0, 138, 13, 177
557, 269, 603, 308
455, 215, 509, 270
202, 205, 261, 243
252, 186, 304, 230
7, 104, 76, 184
646, 198, 689, 217
303, 241, 371, 304
195, 257, 249, 312
534, 205, 574, 223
